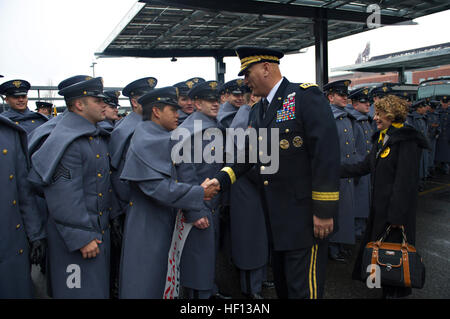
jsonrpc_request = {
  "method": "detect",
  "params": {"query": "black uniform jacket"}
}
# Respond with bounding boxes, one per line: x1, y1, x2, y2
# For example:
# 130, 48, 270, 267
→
216, 77, 341, 251
341, 124, 429, 245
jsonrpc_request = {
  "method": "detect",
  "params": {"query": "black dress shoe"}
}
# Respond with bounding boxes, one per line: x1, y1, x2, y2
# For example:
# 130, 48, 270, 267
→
210, 292, 232, 299
329, 252, 347, 263
243, 293, 264, 299
262, 280, 275, 289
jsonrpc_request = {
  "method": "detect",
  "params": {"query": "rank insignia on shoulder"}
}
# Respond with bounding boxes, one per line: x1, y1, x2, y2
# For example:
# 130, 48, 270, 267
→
299, 83, 318, 89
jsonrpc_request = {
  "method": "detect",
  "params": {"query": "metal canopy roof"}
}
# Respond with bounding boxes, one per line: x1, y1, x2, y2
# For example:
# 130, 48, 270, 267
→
96, 0, 450, 59
332, 42, 450, 73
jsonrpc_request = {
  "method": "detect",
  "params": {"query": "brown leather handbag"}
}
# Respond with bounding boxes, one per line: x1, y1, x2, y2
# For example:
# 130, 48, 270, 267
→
361, 226, 425, 289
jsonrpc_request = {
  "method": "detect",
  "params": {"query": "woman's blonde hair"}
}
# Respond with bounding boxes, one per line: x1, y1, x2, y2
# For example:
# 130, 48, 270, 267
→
374, 94, 409, 123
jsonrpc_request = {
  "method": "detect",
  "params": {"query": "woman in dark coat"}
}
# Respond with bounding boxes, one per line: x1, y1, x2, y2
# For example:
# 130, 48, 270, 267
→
341, 95, 429, 298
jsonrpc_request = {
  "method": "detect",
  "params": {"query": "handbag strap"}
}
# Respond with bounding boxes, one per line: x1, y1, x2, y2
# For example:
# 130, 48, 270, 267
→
402, 248, 411, 287
376, 225, 409, 247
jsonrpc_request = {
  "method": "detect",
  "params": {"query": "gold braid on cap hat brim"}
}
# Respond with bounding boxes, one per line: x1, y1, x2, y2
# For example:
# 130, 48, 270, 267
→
239, 55, 280, 73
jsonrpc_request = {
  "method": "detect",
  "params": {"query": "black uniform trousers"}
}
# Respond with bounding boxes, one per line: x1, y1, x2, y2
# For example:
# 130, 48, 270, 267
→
260, 185, 328, 299
271, 241, 328, 299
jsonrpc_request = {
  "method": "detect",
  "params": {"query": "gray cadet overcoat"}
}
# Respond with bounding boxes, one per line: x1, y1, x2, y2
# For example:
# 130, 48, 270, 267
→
29, 112, 113, 298
0, 115, 45, 298
328, 104, 356, 245
118, 120, 205, 298
109, 111, 142, 218
2, 108, 48, 134
176, 111, 224, 291
345, 105, 373, 219
222, 104, 269, 270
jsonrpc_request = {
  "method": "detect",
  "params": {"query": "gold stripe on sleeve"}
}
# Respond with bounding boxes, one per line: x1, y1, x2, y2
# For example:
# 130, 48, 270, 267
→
221, 167, 237, 185
312, 191, 339, 201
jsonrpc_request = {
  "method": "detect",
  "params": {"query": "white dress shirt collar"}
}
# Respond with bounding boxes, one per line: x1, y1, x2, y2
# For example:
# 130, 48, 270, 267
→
265, 77, 284, 105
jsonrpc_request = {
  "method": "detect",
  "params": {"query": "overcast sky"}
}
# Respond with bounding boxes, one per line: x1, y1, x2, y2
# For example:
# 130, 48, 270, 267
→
1, 0, 449, 108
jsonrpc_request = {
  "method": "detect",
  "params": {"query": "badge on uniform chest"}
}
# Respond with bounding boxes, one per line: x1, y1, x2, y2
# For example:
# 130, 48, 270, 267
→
276, 92, 296, 123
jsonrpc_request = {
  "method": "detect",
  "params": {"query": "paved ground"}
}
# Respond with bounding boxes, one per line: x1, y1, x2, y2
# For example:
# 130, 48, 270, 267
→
32, 173, 450, 299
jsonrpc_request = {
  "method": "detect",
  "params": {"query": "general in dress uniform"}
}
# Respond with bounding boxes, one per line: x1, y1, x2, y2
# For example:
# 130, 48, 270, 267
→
0, 79, 48, 133
0, 115, 46, 298
346, 87, 373, 238
323, 80, 357, 262
28, 77, 113, 298
212, 46, 340, 299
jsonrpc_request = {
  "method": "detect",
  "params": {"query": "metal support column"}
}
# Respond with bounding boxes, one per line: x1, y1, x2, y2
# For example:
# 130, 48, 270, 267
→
215, 56, 226, 83
398, 67, 406, 84
314, 17, 328, 88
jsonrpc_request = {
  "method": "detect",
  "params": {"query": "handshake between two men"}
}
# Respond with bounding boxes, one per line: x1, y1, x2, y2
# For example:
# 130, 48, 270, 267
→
201, 178, 221, 201
192, 178, 221, 230
199, 177, 333, 240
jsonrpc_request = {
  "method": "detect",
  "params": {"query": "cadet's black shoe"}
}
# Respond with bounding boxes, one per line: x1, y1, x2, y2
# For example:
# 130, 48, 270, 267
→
210, 292, 232, 299
243, 293, 264, 299
262, 280, 275, 289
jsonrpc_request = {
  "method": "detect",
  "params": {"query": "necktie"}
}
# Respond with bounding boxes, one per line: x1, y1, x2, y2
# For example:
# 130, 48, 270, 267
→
262, 98, 269, 118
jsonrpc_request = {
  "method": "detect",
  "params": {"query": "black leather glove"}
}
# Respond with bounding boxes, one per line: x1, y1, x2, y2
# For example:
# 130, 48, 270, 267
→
30, 238, 47, 267
110, 215, 124, 248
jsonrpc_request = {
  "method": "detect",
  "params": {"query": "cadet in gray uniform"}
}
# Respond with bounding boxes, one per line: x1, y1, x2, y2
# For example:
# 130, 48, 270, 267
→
118, 86, 216, 299
0, 79, 48, 133
324, 80, 357, 263
28, 77, 114, 298
346, 88, 373, 238
435, 96, 450, 175
426, 100, 441, 176
176, 81, 226, 299
109, 77, 157, 218
173, 77, 205, 125
98, 90, 121, 132
27, 76, 91, 290
217, 79, 247, 128
29, 76, 93, 156
35, 101, 53, 119
406, 100, 429, 189
0, 115, 46, 298
218, 79, 268, 299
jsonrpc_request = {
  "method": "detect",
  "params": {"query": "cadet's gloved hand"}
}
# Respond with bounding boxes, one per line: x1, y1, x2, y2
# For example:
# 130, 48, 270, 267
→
30, 238, 47, 266
110, 215, 124, 248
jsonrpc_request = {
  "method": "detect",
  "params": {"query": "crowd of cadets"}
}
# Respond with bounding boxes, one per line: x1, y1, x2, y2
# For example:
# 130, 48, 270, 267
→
0, 68, 449, 299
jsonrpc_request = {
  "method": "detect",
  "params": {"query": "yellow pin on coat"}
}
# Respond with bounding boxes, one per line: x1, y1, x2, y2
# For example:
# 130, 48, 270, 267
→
380, 147, 390, 158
